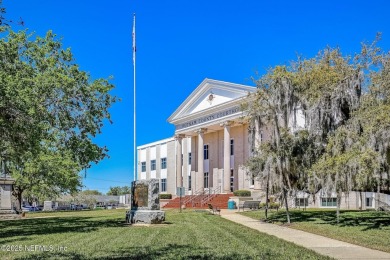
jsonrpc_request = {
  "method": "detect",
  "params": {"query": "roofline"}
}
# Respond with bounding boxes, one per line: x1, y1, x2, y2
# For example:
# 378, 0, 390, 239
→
137, 137, 175, 150
167, 78, 255, 122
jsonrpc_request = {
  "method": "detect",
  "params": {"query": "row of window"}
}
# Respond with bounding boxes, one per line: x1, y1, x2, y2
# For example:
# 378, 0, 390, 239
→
295, 197, 374, 207
204, 140, 234, 159
161, 178, 166, 192
203, 170, 234, 191
181, 153, 192, 165
141, 140, 235, 172
161, 170, 235, 193
141, 158, 167, 172
294, 198, 339, 207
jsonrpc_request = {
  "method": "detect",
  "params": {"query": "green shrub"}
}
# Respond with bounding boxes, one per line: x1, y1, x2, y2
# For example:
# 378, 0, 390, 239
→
159, 194, 172, 199
260, 202, 280, 209
233, 190, 251, 197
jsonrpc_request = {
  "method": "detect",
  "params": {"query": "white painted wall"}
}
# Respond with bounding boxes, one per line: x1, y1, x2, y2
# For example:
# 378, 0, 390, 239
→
160, 143, 167, 158
150, 147, 156, 160
161, 169, 167, 179
140, 149, 146, 162
191, 93, 233, 114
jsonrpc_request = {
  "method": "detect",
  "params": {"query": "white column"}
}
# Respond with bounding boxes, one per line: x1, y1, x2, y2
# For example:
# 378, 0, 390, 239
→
195, 128, 206, 192
221, 121, 232, 193
175, 134, 184, 189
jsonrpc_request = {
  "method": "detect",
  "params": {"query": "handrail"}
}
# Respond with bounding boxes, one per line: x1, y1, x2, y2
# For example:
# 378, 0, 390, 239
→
182, 187, 205, 206
200, 186, 221, 206
191, 190, 207, 207
374, 196, 390, 211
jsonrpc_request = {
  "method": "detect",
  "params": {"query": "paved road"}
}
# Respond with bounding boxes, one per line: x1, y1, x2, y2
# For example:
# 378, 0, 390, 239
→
220, 209, 390, 260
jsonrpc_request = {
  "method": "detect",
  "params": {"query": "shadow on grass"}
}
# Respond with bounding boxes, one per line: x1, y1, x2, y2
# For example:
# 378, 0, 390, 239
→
264, 210, 390, 230
14, 244, 272, 260
0, 216, 124, 238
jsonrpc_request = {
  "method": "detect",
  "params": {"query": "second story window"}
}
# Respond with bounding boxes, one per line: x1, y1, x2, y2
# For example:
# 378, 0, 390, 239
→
141, 162, 146, 172
188, 152, 192, 165
204, 144, 209, 160
151, 160, 156, 171
161, 158, 167, 169
230, 139, 234, 156
161, 178, 167, 192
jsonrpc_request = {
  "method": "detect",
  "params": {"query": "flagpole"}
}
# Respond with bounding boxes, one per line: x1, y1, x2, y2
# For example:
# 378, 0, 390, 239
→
132, 13, 137, 182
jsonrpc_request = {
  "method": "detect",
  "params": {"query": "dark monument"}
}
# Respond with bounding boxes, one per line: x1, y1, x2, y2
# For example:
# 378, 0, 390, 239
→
126, 179, 165, 224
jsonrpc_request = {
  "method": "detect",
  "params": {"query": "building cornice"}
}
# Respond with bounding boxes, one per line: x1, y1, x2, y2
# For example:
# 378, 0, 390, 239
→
137, 137, 175, 150
167, 78, 255, 123
170, 96, 248, 125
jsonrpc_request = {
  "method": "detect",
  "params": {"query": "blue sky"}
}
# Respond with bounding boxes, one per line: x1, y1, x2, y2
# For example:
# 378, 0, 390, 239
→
3, 0, 390, 193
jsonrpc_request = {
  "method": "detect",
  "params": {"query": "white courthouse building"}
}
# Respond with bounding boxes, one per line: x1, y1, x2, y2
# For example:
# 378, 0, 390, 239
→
137, 79, 261, 196
136, 78, 390, 211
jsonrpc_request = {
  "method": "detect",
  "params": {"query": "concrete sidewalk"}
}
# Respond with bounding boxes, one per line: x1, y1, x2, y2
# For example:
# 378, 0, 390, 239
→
220, 209, 390, 260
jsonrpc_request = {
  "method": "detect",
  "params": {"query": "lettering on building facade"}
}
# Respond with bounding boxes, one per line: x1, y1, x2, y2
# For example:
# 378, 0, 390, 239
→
175, 106, 240, 131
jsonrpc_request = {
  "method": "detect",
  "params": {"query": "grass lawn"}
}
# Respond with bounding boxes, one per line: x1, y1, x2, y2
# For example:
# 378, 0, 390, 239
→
0, 209, 331, 260
241, 208, 390, 253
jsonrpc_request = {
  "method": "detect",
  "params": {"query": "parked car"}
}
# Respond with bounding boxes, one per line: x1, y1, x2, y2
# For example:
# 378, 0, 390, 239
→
70, 204, 84, 210
21, 206, 40, 212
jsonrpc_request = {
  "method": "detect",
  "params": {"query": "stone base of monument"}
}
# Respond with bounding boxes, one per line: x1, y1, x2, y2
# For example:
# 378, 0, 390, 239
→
126, 209, 165, 224
0, 177, 20, 220
0, 209, 21, 220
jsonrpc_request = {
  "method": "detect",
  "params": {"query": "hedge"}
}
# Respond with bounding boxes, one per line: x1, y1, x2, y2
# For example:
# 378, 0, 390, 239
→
159, 194, 172, 199
260, 202, 280, 209
233, 190, 251, 197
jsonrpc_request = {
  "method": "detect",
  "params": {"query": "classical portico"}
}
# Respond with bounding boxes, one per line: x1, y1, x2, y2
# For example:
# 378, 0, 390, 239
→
168, 79, 256, 194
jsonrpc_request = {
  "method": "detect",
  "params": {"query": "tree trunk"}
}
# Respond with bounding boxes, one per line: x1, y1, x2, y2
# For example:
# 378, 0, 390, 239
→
283, 187, 291, 224
359, 191, 363, 210
12, 186, 23, 213
265, 174, 270, 220
28, 197, 33, 206
336, 192, 341, 224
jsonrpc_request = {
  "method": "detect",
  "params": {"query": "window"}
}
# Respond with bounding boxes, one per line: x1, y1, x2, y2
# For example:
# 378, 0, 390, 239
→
151, 160, 156, 171
141, 162, 146, 172
251, 177, 255, 186
181, 154, 183, 165
366, 197, 373, 207
188, 175, 191, 191
161, 178, 166, 192
188, 152, 192, 165
204, 145, 209, 160
321, 197, 337, 207
230, 169, 234, 192
230, 139, 234, 156
161, 158, 167, 169
295, 198, 308, 207
204, 172, 209, 188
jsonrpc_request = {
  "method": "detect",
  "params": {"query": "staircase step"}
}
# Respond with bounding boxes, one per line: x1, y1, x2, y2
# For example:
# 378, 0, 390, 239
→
163, 194, 233, 209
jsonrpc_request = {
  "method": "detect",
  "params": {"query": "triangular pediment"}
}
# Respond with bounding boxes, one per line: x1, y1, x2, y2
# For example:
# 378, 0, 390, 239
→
168, 79, 255, 123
